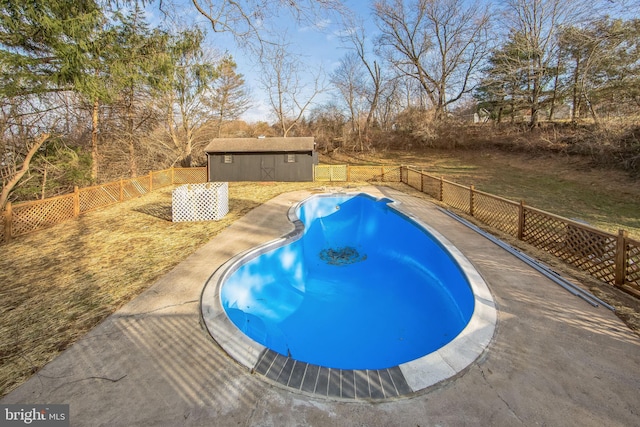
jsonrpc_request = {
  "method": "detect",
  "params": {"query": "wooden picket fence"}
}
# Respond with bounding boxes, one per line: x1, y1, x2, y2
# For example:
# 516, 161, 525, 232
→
401, 166, 640, 297
1, 167, 206, 243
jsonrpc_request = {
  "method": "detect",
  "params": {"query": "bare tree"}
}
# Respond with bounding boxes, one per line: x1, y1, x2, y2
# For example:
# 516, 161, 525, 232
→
259, 40, 326, 137
374, 0, 491, 120
376, 77, 404, 131
341, 18, 384, 142
331, 53, 366, 144
187, 0, 347, 52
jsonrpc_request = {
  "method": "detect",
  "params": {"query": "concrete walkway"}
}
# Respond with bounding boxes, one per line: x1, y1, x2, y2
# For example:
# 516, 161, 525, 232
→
3, 186, 639, 426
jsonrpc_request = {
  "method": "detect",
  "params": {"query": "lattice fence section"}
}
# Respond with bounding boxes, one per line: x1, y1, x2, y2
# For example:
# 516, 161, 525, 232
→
314, 165, 347, 181
173, 167, 206, 184
442, 180, 470, 213
348, 166, 401, 182
383, 166, 401, 182
624, 238, 640, 292
398, 166, 639, 297
524, 207, 618, 283
121, 177, 150, 201
524, 208, 576, 254
79, 182, 121, 213
314, 165, 330, 181
474, 191, 520, 237
152, 169, 173, 189
172, 182, 229, 222
400, 166, 408, 183
421, 174, 441, 199
406, 168, 422, 190
11, 195, 75, 236
330, 165, 347, 181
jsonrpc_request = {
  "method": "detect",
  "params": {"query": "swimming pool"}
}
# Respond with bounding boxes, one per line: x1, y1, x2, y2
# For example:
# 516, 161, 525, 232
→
201, 191, 496, 397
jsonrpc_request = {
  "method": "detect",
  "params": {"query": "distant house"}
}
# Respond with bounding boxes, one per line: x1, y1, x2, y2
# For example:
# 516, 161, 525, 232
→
204, 137, 317, 182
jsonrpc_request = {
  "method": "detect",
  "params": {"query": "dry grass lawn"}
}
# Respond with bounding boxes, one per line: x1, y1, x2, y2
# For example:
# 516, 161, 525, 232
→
0, 181, 345, 398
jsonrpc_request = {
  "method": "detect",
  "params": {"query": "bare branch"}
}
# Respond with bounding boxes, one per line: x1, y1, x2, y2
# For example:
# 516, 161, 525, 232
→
1, 133, 50, 211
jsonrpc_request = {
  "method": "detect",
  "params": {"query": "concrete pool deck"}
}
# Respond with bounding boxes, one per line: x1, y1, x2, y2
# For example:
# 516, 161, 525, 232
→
3, 186, 640, 426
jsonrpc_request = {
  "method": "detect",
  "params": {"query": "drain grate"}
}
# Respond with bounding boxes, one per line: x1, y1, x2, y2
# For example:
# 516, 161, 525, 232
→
319, 246, 367, 265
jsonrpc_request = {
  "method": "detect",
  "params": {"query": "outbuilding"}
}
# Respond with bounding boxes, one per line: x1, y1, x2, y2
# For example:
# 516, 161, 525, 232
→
204, 137, 317, 182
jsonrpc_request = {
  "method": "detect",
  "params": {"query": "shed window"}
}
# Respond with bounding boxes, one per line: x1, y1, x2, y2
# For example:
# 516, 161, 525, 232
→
223, 154, 233, 164
286, 154, 296, 163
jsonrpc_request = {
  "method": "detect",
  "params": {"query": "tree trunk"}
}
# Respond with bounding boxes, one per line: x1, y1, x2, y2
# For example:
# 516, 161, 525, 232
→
126, 89, 137, 177
571, 56, 580, 122
548, 60, 561, 121
363, 61, 381, 142
530, 75, 540, 128
91, 99, 99, 181
584, 91, 599, 126
181, 116, 193, 168
0, 133, 50, 211
41, 166, 47, 200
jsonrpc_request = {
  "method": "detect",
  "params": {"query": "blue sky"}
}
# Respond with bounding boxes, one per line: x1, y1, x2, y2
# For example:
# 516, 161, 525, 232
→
148, 0, 635, 123
206, 1, 376, 122
148, 0, 377, 122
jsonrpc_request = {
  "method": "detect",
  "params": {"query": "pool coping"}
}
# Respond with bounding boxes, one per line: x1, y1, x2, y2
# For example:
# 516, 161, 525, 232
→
200, 190, 497, 400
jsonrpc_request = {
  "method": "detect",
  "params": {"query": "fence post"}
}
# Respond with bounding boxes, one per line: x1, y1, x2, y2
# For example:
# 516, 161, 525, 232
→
614, 229, 628, 287
420, 169, 424, 192
439, 177, 444, 202
517, 200, 525, 240
469, 185, 475, 217
73, 186, 80, 217
4, 202, 12, 243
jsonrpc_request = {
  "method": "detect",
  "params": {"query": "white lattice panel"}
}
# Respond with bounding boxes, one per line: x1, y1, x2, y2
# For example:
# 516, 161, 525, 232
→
172, 182, 229, 222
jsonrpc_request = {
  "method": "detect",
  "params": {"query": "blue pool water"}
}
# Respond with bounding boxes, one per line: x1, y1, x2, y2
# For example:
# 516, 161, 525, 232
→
220, 194, 475, 370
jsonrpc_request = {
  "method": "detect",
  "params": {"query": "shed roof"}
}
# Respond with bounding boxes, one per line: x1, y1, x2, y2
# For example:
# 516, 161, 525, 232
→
204, 137, 315, 153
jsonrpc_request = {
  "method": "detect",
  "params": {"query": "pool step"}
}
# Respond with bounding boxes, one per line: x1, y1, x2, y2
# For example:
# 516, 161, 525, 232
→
254, 349, 413, 400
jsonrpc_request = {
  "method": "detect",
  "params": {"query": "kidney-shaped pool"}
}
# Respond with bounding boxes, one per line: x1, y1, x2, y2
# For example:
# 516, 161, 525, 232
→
201, 192, 496, 397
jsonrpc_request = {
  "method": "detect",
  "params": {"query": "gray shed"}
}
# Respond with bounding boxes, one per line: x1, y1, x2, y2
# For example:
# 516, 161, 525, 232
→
204, 137, 317, 182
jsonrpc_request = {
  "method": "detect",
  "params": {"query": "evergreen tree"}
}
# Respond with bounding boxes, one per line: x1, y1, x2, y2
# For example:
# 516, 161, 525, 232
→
106, 3, 171, 176
0, 0, 103, 97
207, 55, 251, 137
474, 31, 535, 123
559, 18, 640, 123
164, 28, 217, 167
0, 0, 103, 204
